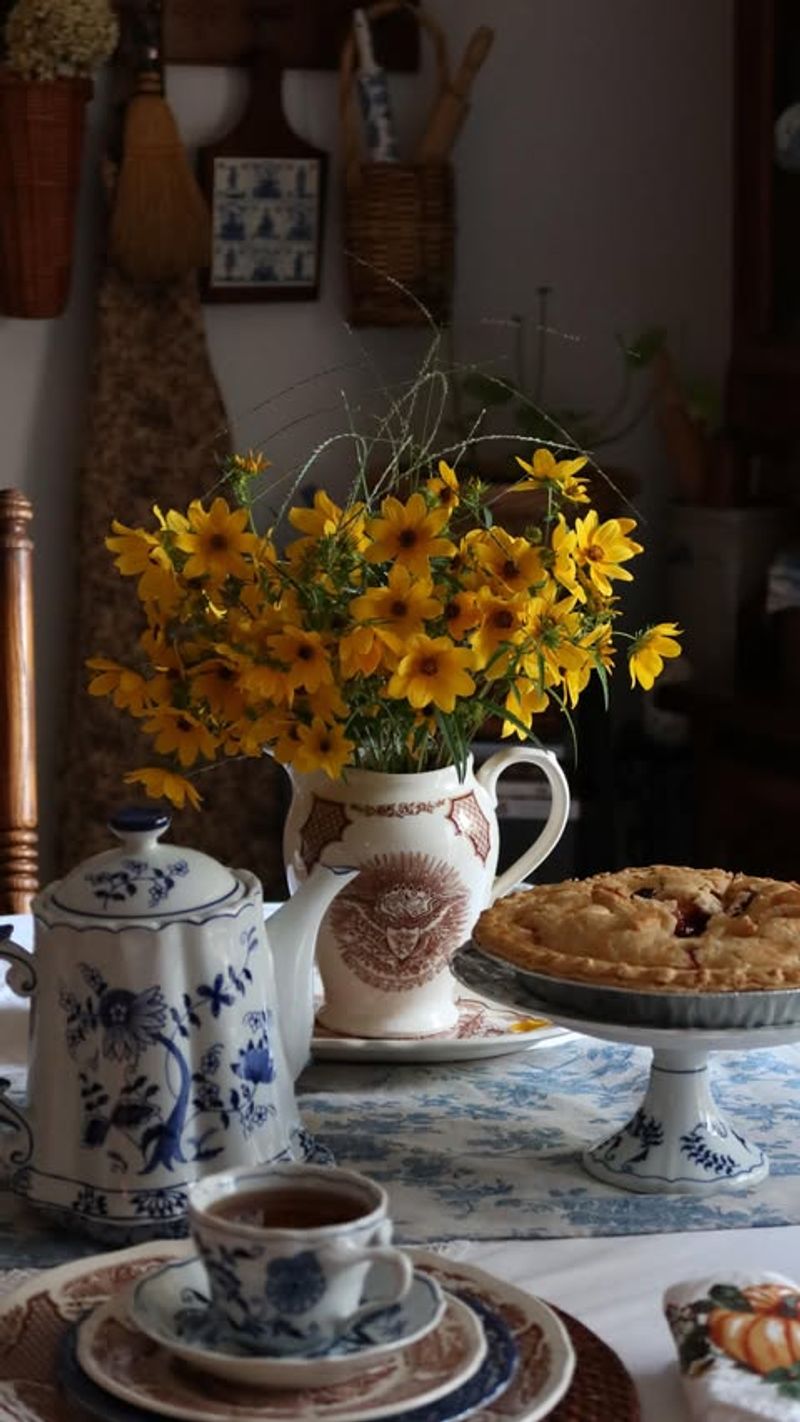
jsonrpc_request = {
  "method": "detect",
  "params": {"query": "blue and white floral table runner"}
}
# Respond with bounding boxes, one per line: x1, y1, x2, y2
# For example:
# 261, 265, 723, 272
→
2, 1037, 800, 1268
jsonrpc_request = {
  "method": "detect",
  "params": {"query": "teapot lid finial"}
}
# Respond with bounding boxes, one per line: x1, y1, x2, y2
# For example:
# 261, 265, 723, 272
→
45, 805, 240, 921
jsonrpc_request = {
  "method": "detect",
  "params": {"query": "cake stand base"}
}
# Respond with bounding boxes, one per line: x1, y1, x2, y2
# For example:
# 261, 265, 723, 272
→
451, 943, 800, 1195
581, 1046, 767, 1194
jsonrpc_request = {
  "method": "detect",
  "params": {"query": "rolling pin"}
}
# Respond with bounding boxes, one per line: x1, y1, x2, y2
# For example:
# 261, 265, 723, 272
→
415, 24, 494, 163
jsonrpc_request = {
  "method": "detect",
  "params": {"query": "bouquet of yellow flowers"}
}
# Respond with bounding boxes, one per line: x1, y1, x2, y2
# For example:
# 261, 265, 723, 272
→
88, 445, 681, 810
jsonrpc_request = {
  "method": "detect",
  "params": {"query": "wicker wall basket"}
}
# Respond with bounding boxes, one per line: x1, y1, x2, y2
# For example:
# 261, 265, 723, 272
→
340, 1, 454, 327
0, 71, 92, 320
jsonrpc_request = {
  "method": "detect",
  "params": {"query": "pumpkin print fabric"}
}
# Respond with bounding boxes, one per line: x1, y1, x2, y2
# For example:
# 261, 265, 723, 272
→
664, 1272, 800, 1419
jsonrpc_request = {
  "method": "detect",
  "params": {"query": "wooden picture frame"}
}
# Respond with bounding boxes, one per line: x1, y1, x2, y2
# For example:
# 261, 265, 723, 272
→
202, 152, 327, 303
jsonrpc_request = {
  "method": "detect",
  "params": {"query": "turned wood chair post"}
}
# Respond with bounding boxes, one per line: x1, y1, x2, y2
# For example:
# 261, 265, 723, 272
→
0, 489, 38, 912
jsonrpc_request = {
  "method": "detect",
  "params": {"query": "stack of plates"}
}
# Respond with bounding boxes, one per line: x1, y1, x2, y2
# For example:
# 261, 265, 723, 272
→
53, 1243, 577, 1422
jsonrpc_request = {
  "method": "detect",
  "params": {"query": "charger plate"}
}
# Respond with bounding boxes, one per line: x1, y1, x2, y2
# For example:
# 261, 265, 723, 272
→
0, 1241, 595, 1422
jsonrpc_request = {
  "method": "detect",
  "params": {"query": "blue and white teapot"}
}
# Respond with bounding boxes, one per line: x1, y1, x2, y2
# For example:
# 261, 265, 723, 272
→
0, 808, 355, 1243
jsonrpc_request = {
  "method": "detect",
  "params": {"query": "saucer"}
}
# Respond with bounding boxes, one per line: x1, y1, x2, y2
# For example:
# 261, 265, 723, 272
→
75, 1285, 498, 1422
130, 1256, 448, 1388
312, 992, 571, 1062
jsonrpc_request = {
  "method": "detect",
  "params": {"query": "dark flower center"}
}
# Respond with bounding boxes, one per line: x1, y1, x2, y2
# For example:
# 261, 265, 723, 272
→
492, 610, 515, 629
398, 529, 418, 548
209, 533, 229, 551
298, 645, 314, 661
419, 656, 439, 676
502, 560, 518, 579
176, 716, 193, 733
390, 600, 408, 617
587, 545, 604, 562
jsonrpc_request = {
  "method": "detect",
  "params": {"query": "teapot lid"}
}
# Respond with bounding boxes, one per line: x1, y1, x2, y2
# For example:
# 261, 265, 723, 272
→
49, 807, 240, 920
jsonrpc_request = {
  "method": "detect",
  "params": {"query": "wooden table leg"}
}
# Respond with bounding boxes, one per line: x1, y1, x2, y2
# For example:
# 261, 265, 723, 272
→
0, 489, 37, 912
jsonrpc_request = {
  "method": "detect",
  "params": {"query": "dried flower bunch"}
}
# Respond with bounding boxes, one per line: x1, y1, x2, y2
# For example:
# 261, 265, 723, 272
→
88, 381, 681, 810
5, 0, 118, 81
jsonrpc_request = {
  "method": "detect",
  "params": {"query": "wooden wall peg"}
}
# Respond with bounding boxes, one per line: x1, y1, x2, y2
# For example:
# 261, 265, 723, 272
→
0, 489, 38, 913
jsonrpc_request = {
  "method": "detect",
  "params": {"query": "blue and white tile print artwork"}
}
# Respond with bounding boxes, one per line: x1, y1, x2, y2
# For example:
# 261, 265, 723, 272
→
211, 156, 320, 288
2, 1039, 800, 1267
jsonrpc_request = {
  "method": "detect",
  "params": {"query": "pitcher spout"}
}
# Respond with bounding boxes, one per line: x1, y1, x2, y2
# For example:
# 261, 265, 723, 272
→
266, 863, 358, 1080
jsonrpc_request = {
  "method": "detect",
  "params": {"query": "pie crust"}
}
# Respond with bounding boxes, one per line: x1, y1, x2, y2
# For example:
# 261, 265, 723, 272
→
474, 866, 800, 993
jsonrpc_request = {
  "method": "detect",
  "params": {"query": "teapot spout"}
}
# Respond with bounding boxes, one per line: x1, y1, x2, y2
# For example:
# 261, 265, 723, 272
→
267, 864, 358, 1080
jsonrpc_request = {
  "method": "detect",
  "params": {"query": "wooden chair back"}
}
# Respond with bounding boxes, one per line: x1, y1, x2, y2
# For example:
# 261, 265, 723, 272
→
0, 489, 37, 912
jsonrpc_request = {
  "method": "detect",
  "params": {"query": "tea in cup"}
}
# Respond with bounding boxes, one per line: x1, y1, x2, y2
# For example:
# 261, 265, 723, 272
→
188, 1163, 413, 1355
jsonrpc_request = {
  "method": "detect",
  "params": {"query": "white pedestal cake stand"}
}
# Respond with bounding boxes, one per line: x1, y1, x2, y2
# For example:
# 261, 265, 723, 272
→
451, 944, 800, 1195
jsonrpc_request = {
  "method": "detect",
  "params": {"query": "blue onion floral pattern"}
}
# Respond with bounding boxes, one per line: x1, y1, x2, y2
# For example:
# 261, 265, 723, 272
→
266, 1251, 326, 1314
59, 925, 276, 1178
85, 857, 189, 910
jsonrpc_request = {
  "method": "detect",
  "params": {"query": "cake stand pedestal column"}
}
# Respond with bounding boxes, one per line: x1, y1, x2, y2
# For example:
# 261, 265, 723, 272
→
582, 1044, 767, 1194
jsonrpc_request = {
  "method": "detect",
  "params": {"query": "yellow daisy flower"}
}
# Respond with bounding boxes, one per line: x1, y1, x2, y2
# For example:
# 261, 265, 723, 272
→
574, 510, 643, 597
628, 622, 682, 691
306, 681, 349, 721
469, 588, 529, 672
426, 459, 460, 511
86, 659, 151, 716
387, 635, 475, 712
522, 584, 586, 683
190, 659, 246, 721
229, 449, 270, 477
141, 707, 219, 768
501, 679, 550, 739
338, 624, 386, 679
350, 565, 442, 652
105, 520, 158, 576
293, 718, 356, 779
549, 515, 584, 601
124, 767, 202, 811
173, 497, 259, 583
514, 447, 591, 502
269, 627, 333, 694
470, 526, 545, 594
441, 589, 481, 641
365, 493, 456, 577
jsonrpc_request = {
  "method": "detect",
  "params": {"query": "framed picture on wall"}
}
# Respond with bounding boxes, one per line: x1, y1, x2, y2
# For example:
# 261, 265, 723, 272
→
207, 156, 324, 299
198, 44, 327, 304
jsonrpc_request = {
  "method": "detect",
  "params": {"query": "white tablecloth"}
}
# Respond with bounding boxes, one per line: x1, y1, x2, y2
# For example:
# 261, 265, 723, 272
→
3, 915, 800, 1421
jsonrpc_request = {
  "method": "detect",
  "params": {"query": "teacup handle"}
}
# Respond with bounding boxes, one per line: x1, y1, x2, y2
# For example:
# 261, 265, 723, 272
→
475, 747, 571, 903
326, 1241, 413, 1328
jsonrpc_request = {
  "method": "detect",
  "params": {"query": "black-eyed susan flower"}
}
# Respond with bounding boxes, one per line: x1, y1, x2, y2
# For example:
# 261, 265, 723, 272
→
426, 459, 460, 511
124, 767, 202, 811
269, 627, 333, 695
470, 526, 545, 594
469, 588, 528, 671
338, 625, 386, 679
501, 678, 550, 739
87, 659, 151, 716
174, 497, 259, 583
514, 447, 590, 502
293, 718, 356, 779
574, 510, 643, 597
365, 493, 456, 577
388, 635, 475, 712
190, 659, 246, 722
628, 623, 682, 690
350, 565, 443, 652
141, 707, 218, 768
441, 589, 481, 641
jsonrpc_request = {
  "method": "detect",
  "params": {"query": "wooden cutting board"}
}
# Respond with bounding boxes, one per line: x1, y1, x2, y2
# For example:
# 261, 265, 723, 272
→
197, 40, 327, 302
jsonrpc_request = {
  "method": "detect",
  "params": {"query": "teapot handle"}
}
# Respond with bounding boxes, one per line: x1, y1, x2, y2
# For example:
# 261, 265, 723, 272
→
475, 747, 570, 903
0, 926, 35, 1169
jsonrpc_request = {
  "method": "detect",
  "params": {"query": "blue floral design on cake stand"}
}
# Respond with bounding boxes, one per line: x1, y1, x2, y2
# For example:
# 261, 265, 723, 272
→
452, 944, 800, 1194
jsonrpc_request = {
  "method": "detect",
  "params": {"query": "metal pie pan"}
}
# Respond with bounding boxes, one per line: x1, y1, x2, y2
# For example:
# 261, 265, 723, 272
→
468, 938, 800, 1031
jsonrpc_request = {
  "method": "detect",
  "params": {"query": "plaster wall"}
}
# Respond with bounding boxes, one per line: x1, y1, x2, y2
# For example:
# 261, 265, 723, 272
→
0, 0, 733, 876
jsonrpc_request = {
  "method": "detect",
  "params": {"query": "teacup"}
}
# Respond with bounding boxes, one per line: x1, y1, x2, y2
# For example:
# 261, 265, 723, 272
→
188, 1162, 413, 1356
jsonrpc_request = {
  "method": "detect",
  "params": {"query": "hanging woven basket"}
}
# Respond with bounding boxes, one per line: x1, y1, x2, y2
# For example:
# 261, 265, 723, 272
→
339, 1, 455, 327
0, 70, 92, 319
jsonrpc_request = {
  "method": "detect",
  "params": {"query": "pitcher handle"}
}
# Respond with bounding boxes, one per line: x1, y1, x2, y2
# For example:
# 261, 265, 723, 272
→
0, 925, 35, 1169
475, 747, 570, 903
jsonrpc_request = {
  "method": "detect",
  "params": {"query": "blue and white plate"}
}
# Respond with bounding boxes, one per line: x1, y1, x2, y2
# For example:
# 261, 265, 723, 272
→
64, 1280, 517, 1422
130, 1255, 447, 1388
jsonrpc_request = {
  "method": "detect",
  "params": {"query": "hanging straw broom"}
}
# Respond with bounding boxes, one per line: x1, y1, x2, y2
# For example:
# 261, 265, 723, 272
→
109, 1, 210, 283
